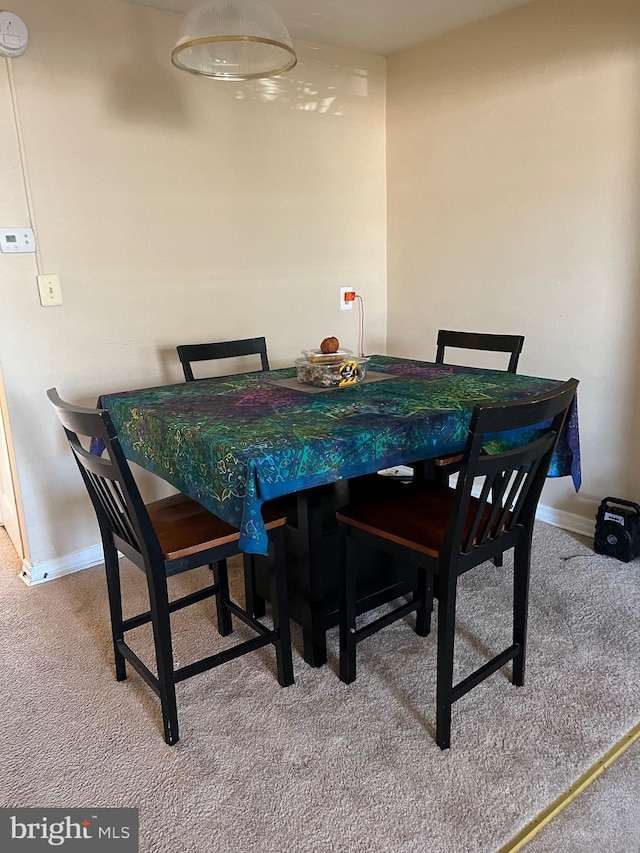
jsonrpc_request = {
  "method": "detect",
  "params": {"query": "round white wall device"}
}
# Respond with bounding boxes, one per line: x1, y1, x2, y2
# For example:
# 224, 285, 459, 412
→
0, 11, 28, 57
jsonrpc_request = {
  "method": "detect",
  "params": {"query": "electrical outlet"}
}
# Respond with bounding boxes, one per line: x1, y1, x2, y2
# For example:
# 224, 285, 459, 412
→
340, 286, 355, 311
37, 274, 62, 307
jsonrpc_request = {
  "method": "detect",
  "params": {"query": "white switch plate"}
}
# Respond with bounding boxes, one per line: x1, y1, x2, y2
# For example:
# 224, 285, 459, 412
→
0, 227, 36, 253
37, 274, 62, 307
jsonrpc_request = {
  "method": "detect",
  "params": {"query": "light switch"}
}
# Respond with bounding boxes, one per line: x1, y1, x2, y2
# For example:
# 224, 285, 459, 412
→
0, 227, 36, 253
37, 274, 62, 307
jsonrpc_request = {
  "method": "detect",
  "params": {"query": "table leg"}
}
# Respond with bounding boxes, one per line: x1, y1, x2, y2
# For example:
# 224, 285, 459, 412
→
296, 488, 329, 667
243, 553, 266, 618
248, 477, 419, 669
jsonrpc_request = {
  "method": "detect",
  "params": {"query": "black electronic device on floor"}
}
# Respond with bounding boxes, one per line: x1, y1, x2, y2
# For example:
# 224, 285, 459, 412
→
593, 497, 640, 562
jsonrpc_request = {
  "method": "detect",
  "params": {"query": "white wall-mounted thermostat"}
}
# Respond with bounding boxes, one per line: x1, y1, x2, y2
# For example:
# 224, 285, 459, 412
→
0, 227, 36, 253
0, 11, 28, 57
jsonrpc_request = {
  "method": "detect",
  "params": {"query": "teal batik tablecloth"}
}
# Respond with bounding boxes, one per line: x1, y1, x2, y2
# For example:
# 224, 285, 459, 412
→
95, 356, 580, 555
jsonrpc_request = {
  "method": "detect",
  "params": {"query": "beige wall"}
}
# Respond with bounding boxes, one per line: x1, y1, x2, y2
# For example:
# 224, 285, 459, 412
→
387, 0, 640, 528
3, 0, 635, 578
0, 0, 386, 578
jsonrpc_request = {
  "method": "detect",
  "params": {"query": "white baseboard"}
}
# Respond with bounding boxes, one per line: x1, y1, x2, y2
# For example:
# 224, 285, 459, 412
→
535, 503, 595, 539
20, 544, 105, 586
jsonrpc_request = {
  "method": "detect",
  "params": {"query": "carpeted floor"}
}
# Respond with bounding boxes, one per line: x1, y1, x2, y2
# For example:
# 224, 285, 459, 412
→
524, 733, 640, 852
0, 523, 638, 852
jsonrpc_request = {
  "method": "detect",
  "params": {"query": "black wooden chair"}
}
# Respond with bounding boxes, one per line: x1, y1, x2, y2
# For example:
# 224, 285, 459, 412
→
47, 388, 293, 746
430, 330, 525, 482
436, 329, 524, 374
176, 337, 271, 617
177, 336, 269, 382
336, 378, 578, 749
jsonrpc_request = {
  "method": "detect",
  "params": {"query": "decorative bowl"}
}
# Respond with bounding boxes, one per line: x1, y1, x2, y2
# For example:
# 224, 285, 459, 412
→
295, 355, 370, 388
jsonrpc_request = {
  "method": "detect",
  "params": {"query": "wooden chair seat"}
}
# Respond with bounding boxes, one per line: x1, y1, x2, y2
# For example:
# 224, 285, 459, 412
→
149, 493, 285, 561
337, 479, 497, 559
433, 452, 463, 471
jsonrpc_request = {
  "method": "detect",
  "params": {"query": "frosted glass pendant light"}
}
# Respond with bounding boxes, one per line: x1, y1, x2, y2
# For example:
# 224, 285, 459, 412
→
171, 0, 297, 81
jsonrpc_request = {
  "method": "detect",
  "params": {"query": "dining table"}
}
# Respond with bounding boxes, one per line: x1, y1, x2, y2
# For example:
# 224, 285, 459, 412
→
95, 354, 581, 666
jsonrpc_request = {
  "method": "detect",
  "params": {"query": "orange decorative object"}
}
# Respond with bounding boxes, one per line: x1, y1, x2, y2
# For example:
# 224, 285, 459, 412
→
320, 337, 339, 354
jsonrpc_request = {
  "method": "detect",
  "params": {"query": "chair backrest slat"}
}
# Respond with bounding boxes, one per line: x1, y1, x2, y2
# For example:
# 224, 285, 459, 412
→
177, 336, 269, 382
495, 468, 526, 528
436, 330, 524, 374
463, 476, 492, 549
91, 471, 141, 550
48, 388, 158, 564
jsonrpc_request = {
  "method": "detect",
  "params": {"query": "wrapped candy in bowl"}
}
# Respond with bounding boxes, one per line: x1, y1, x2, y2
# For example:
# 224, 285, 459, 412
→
295, 353, 370, 388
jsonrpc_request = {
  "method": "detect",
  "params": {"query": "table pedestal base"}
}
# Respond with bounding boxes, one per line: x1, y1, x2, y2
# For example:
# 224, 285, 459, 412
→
246, 477, 419, 667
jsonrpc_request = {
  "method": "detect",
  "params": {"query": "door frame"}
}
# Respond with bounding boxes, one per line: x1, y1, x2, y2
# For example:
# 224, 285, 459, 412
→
0, 368, 24, 559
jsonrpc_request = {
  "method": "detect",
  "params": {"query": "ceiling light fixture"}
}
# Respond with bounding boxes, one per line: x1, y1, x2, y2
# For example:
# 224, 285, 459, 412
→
171, 0, 297, 82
